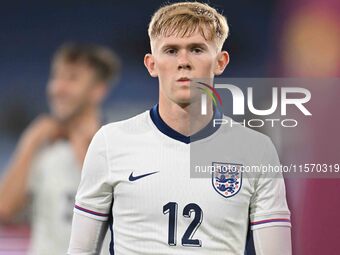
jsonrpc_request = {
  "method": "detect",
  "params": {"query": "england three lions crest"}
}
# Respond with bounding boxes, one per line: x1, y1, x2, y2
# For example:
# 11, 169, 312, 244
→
212, 162, 243, 198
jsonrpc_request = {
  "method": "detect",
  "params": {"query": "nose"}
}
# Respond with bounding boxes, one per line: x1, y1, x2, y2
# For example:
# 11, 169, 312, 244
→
177, 50, 192, 71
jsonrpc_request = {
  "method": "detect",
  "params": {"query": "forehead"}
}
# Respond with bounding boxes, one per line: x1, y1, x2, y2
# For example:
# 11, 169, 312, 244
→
152, 30, 216, 51
52, 57, 92, 72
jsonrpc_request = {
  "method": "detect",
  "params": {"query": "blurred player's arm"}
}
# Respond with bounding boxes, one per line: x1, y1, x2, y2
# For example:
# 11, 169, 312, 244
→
0, 116, 62, 222
253, 226, 292, 255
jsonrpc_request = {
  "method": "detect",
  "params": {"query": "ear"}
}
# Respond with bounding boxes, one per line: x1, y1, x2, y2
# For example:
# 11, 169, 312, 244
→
144, 53, 158, 77
214, 51, 229, 76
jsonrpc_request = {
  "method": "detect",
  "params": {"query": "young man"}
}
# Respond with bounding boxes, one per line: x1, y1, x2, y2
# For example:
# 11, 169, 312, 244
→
0, 43, 120, 255
68, 2, 292, 255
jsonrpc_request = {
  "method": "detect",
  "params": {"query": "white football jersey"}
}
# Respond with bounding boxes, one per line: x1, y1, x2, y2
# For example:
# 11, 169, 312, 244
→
75, 105, 291, 255
28, 140, 110, 255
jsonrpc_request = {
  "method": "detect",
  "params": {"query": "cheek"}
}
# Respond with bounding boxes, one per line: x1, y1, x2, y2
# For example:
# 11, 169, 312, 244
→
75, 85, 91, 101
47, 80, 59, 96
198, 57, 216, 75
78, 82, 96, 103
61, 84, 83, 104
155, 57, 176, 76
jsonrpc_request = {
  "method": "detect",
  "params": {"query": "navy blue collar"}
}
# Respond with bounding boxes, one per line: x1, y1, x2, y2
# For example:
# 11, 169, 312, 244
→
149, 104, 222, 144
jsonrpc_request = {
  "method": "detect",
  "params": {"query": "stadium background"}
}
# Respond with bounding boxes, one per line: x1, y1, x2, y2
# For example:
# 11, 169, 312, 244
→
0, 0, 339, 254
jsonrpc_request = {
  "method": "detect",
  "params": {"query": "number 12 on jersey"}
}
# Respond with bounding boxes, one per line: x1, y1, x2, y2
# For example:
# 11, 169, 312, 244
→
163, 202, 203, 247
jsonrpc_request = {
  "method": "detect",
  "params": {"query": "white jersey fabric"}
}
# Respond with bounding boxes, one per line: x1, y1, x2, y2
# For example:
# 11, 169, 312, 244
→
28, 140, 110, 255
74, 105, 291, 255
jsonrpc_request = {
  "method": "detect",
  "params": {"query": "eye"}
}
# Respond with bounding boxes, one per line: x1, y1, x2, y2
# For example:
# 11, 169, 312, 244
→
164, 48, 178, 55
191, 47, 204, 54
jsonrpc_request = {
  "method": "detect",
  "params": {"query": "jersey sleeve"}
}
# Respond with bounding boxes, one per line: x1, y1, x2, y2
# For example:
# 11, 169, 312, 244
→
68, 212, 108, 254
253, 226, 292, 254
74, 127, 112, 221
249, 137, 291, 230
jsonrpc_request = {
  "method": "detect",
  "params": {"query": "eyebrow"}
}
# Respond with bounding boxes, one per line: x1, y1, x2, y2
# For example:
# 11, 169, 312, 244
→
161, 43, 208, 51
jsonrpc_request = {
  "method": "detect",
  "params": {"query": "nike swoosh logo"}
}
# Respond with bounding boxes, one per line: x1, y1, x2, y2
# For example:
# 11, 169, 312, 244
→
129, 171, 159, 182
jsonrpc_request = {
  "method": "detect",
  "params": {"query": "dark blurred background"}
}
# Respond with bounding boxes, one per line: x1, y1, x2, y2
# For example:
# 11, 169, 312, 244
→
0, 0, 278, 145
0, 0, 339, 254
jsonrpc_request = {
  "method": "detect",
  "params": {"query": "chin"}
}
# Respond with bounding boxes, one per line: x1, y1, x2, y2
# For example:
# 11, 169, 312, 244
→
51, 103, 81, 120
179, 94, 202, 104
174, 98, 200, 109
174, 95, 191, 104
52, 113, 68, 123
51, 109, 74, 123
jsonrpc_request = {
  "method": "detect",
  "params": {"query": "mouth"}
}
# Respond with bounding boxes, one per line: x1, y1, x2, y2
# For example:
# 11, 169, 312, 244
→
177, 77, 192, 83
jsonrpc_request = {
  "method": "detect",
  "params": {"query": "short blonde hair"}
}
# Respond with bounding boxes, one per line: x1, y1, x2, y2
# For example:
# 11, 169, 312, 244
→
148, 2, 229, 51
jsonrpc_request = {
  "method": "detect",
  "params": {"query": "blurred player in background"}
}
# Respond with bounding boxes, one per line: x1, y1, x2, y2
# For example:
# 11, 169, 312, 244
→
69, 2, 291, 255
0, 43, 120, 255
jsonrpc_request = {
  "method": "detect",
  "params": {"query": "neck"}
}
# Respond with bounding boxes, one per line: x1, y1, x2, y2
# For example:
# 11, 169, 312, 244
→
158, 99, 213, 137
64, 107, 102, 133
